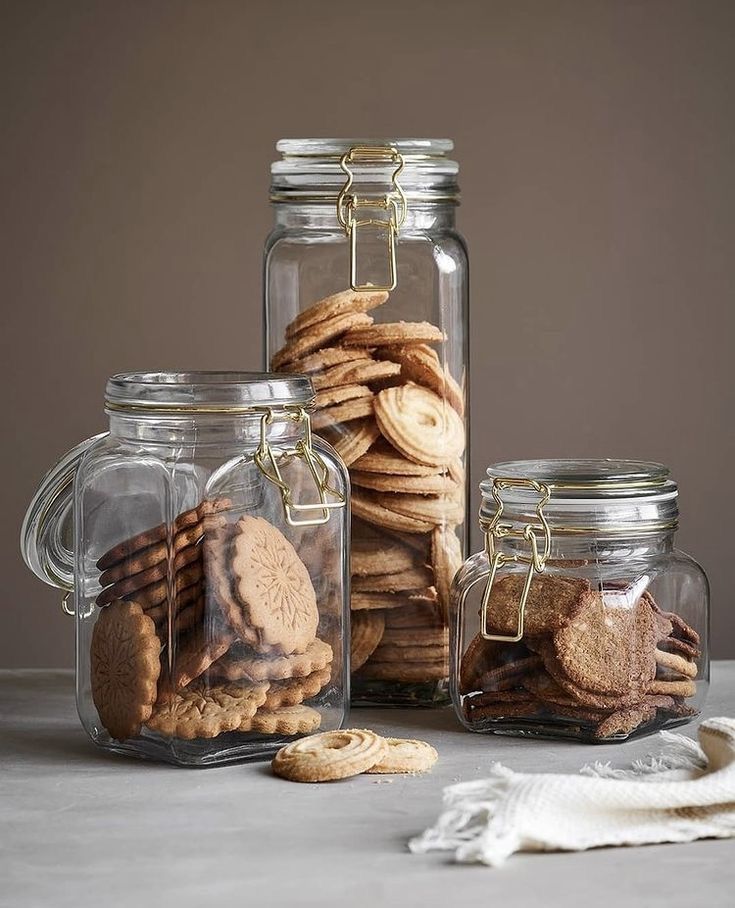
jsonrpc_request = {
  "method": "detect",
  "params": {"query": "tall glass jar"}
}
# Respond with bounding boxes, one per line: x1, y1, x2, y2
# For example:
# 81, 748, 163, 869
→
22, 372, 350, 765
264, 139, 469, 706
451, 459, 709, 742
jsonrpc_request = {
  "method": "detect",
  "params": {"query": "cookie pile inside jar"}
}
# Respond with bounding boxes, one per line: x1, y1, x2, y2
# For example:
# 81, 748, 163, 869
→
91, 498, 335, 744
460, 576, 701, 740
271, 288, 466, 699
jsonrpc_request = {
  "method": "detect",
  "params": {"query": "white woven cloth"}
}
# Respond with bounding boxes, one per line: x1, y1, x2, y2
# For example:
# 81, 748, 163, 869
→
409, 717, 735, 867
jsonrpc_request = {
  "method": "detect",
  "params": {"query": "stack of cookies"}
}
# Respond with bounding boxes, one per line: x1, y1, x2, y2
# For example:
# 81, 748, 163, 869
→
460, 573, 700, 739
271, 288, 466, 693
90, 503, 335, 743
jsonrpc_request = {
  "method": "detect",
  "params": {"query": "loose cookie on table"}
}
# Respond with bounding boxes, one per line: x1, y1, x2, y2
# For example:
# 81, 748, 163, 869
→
272, 728, 387, 782
366, 738, 438, 774
91, 600, 161, 741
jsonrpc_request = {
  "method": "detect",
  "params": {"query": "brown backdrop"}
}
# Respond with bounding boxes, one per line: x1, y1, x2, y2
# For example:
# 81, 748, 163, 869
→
2, 0, 733, 668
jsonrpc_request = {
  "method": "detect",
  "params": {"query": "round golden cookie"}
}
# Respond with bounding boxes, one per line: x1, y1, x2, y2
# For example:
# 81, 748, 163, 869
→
351, 489, 435, 534
313, 359, 402, 391
319, 419, 381, 467
262, 667, 332, 710
250, 704, 322, 736
374, 383, 465, 468
654, 648, 698, 678
350, 536, 420, 576
356, 661, 447, 682
272, 728, 387, 782
365, 737, 438, 774
647, 678, 697, 697
271, 311, 374, 370
351, 591, 437, 611
350, 610, 385, 671
352, 439, 442, 476
91, 600, 161, 741
231, 516, 318, 654
372, 491, 465, 528
285, 289, 389, 338
342, 321, 445, 348
350, 469, 458, 495
282, 346, 373, 375
147, 681, 269, 740
210, 638, 333, 682
311, 396, 374, 431
378, 344, 464, 415
314, 384, 372, 410
431, 525, 463, 618
351, 566, 434, 593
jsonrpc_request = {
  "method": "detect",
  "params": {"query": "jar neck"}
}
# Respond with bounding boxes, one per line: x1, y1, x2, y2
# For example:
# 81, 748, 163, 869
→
108, 412, 307, 448
271, 202, 457, 232
492, 531, 676, 565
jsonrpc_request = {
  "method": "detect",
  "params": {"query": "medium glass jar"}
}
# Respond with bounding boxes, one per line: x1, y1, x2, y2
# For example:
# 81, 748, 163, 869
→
451, 459, 709, 742
21, 372, 349, 765
264, 139, 469, 706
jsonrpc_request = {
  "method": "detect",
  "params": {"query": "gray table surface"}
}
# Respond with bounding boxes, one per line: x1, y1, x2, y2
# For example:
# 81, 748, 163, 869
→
1, 665, 734, 908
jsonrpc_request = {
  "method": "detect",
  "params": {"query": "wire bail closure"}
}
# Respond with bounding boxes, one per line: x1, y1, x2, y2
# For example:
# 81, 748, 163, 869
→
336, 145, 406, 292
254, 407, 345, 527
478, 478, 552, 642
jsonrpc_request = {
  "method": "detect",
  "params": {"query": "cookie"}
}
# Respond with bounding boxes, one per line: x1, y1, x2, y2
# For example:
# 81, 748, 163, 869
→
383, 599, 445, 628
378, 344, 464, 414
272, 728, 387, 782
116, 561, 205, 610
350, 610, 385, 672
553, 592, 657, 696
476, 655, 543, 692
282, 346, 373, 374
594, 704, 657, 739
377, 626, 448, 647
147, 681, 269, 740
465, 689, 537, 708
149, 590, 205, 635
97, 545, 202, 603
655, 648, 698, 679
656, 635, 702, 660
370, 642, 448, 662
342, 321, 445, 348
482, 573, 590, 638
351, 591, 437, 611
351, 566, 434, 593
98, 529, 202, 583
164, 623, 236, 690
231, 516, 318, 654
314, 384, 372, 410
365, 737, 438, 774
647, 678, 697, 697
311, 396, 375, 431
465, 699, 542, 721
90, 600, 161, 741
96, 498, 230, 570
271, 311, 374, 370
203, 525, 260, 649
319, 419, 381, 467
372, 491, 464, 528
285, 289, 389, 339
349, 469, 458, 495
351, 488, 435, 533
356, 661, 446, 682
262, 667, 332, 710
431, 526, 463, 618
350, 537, 420, 576
374, 383, 465, 467
143, 581, 203, 622
210, 638, 333, 683
351, 439, 443, 476
250, 704, 322, 736
312, 359, 402, 391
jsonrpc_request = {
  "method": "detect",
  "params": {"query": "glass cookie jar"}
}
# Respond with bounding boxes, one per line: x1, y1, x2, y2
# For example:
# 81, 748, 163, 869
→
21, 372, 349, 765
451, 459, 709, 742
265, 139, 469, 706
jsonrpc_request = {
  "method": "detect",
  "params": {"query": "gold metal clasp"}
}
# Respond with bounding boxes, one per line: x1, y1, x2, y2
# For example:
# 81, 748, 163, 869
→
254, 407, 346, 527
479, 478, 552, 642
337, 145, 406, 292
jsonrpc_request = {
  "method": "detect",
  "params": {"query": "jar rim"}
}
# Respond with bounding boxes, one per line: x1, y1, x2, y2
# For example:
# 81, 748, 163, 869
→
105, 371, 315, 413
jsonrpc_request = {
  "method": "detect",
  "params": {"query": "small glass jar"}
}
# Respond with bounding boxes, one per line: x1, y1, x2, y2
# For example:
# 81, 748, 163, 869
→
264, 139, 469, 706
451, 459, 709, 742
21, 372, 350, 765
